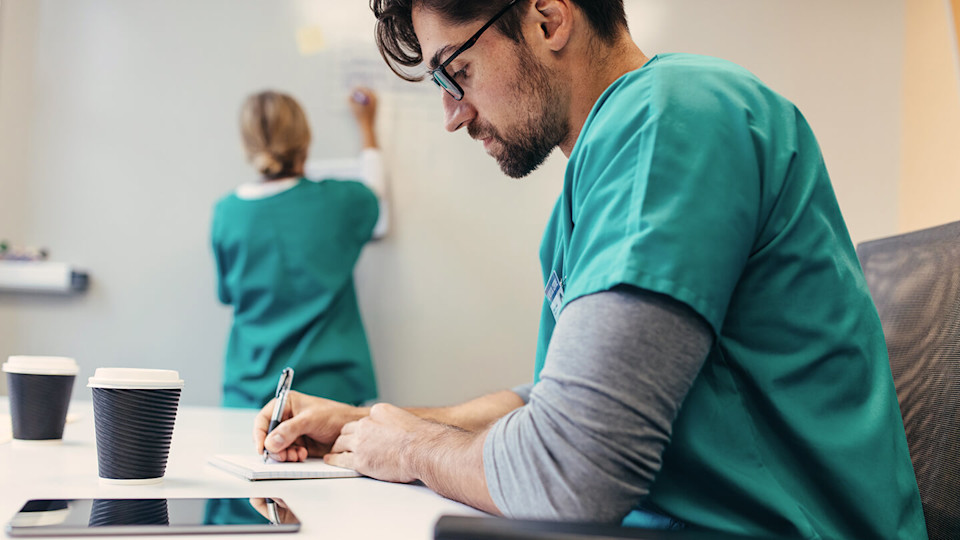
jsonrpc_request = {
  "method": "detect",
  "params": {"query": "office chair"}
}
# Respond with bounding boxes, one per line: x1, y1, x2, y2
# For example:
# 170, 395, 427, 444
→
857, 220, 960, 540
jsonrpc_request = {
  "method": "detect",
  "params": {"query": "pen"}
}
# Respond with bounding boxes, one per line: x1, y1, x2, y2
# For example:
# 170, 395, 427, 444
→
263, 367, 294, 463
265, 498, 280, 525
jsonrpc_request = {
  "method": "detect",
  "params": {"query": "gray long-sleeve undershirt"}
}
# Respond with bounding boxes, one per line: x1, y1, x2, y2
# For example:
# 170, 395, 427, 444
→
484, 287, 713, 522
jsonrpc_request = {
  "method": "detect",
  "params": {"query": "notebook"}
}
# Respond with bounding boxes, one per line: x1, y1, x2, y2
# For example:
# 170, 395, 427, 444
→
208, 454, 361, 481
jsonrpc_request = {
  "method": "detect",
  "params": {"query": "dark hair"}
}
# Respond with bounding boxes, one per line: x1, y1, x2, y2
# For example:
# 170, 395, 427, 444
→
371, 0, 627, 81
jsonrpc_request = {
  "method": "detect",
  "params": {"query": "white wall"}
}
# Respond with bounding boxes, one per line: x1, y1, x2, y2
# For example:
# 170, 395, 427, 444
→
0, 0, 904, 406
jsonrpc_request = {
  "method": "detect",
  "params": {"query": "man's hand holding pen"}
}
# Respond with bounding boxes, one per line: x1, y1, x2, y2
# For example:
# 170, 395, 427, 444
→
253, 391, 368, 463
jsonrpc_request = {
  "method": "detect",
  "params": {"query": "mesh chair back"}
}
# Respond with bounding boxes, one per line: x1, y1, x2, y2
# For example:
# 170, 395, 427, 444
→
857, 221, 960, 540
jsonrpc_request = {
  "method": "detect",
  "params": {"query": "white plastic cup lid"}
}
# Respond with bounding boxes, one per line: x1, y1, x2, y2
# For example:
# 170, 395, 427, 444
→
87, 368, 184, 390
3, 356, 79, 376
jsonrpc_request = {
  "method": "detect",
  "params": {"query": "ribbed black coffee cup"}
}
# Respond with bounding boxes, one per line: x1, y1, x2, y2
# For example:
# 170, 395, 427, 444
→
91, 388, 180, 481
3, 356, 79, 442
88, 498, 169, 527
87, 368, 184, 484
8, 373, 75, 440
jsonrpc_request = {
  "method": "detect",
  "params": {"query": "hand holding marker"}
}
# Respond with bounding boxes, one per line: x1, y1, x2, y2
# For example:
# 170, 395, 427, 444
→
349, 87, 377, 149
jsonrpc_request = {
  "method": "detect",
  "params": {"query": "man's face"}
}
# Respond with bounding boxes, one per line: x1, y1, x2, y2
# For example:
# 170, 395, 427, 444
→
413, 6, 568, 178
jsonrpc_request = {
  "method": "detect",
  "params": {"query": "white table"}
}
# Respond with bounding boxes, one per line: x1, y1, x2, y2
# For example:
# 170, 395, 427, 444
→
0, 402, 484, 539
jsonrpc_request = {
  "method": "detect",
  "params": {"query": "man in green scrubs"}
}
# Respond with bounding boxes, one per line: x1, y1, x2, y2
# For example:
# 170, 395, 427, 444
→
251, 2, 928, 538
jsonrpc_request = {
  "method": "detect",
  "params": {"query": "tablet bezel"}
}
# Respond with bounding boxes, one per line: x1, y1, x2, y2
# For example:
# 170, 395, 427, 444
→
5, 497, 301, 537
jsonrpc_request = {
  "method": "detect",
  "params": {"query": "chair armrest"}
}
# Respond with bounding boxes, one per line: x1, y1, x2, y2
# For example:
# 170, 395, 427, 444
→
434, 515, 768, 540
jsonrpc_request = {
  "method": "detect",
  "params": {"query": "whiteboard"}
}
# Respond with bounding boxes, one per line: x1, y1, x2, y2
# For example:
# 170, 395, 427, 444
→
0, 0, 903, 406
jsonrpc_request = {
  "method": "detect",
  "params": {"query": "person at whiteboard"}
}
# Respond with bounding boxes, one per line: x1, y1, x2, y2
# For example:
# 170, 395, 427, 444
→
211, 87, 386, 409
251, 2, 926, 539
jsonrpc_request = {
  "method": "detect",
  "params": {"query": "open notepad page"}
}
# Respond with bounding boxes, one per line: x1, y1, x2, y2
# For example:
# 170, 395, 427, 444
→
209, 454, 361, 481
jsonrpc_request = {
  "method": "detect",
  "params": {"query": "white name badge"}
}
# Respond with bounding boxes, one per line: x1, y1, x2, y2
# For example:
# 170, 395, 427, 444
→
545, 271, 565, 321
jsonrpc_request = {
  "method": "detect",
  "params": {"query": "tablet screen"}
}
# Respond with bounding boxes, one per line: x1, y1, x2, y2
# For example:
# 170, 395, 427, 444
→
5, 497, 300, 536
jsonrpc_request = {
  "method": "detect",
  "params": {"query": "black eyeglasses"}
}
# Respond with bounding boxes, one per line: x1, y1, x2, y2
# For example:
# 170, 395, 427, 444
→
429, 0, 521, 101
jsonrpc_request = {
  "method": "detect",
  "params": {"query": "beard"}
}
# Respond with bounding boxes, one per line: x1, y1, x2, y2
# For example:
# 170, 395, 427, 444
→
467, 45, 568, 179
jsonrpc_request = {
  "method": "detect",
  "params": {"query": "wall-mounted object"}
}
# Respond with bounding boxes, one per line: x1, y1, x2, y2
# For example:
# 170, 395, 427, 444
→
0, 261, 89, 294
0, 240, 48, 261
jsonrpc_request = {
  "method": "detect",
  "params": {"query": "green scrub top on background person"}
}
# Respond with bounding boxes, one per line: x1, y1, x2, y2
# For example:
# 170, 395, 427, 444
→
212, 178, 379, 409
536, 54, 926, 539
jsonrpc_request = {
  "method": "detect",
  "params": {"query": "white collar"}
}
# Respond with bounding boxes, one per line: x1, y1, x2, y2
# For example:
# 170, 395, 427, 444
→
234, 177, 300, 200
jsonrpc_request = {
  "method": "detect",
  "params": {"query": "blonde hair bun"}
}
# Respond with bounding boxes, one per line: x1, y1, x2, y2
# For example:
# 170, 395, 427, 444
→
252, 152, 284, 177
240, 90, 311, 179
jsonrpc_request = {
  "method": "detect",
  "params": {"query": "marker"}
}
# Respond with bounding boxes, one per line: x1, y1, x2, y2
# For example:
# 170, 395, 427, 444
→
351, 91, 369, 105
263, 368, 294, 463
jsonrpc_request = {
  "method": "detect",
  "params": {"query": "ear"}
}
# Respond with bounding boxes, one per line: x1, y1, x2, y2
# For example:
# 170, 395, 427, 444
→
532, 0, 573, 52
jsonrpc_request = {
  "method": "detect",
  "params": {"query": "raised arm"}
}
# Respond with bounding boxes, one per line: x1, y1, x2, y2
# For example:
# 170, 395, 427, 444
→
349, 88, 390, 239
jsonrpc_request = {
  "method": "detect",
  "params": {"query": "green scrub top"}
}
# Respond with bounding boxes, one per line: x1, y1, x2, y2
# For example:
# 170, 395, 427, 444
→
212, 178, 379, 409
535, 54, 926, 539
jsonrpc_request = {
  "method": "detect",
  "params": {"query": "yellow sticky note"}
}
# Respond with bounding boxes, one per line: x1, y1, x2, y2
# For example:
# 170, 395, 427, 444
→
296, 26, 327, 56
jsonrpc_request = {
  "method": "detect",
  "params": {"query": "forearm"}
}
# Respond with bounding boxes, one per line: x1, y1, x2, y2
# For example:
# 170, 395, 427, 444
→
345, 389, 525, 430
325, 402, 503, 514
405, 390, 525, 432
359, 122, 377, 149
409, 424, 501, 515
360, 147, 390, 239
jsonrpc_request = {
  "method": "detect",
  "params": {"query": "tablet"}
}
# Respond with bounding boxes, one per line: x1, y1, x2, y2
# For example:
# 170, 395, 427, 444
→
5, 497, 300, 536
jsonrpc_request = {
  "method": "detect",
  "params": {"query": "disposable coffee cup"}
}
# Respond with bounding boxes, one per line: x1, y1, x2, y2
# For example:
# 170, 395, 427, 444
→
87, 368, 184, 485
88, 498, 169, 527
3, 356, 79, 443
